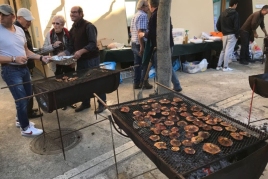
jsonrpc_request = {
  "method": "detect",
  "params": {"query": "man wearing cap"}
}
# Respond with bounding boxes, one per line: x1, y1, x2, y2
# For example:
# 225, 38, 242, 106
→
14, 8, 43, 120
0, 4, 50, 136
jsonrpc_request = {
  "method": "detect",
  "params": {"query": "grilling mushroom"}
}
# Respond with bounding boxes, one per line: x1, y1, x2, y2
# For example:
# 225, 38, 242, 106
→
191, 106, 202, 112
133, 116, 144, 121
150, 117, 161, 124
218, 136, 233, 147
170, 139, 181, 147
169, 131, 180, 139
173, 97, 182, 102
184, 125, 199, 133
159, 99, 171, 104
230, 132, 243, 140
239, 131, 251, 137
138, 121, 150, 127
161, 111, 170, 116
213, 117, 223, 123
212, 126, 223, 131
225, 126, 237, 132
203, 143, 221, 155
185, 132, 195, 139
133, 110, 142, 116
164, 120, 174, 126
155, 123, 167, 130
202, 124, 212, 131
171, 147, 180, 152
184, 147, 195, 154
161, 130, 170, 136
185, 116, 197, 122
182, 139, 193, 146
181, 112, 192, 117
150, 127, 161, 135
220, 121, 232, 127
141, 105, 151, 110
147, 111, 157, 116
179, 106, 187, 112
120, 106, 130, 113
149, 135, 160, 141
177, 121, 188, 127
193, 119, 205, 127
151, 103, 161, 109
171, 102, 179, 106
161, 106, 170, 111
191, 136, 204, 144
206, 119, 217, 125
193, 111, 204, 117
171, 127, 179, 132
154, 142, 167, 149
147, 99, 156, 103
139, 101, 147, 105
168, 115, 180, 121
170, 106, 179, 112
152, 108, 161, 113
181, 103, 187, 107
198, 131, 210, 139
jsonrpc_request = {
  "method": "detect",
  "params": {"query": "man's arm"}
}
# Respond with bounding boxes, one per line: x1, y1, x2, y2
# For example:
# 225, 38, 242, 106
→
251, 13, 260, 37
216, 14, 221, 32
262, 28, 268, 36
25, 44, 50, 63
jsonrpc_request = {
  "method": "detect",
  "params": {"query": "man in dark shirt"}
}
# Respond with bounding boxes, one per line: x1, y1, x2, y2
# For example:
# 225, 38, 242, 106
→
61, 6, 106, 114
14, 8, 43, 119
239, 5, 268, 65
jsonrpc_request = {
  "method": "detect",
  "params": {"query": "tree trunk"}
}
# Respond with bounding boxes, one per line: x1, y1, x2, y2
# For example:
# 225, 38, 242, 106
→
157, 0, 172, 94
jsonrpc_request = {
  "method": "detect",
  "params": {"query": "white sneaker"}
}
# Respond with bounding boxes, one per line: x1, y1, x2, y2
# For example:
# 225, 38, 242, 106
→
21, 125, 43, 136
216, 67, 222, 70
16, 121, 35, 128
222, 67, 233, 72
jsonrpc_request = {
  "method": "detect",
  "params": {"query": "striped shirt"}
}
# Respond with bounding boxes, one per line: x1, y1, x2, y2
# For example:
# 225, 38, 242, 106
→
130, 10, 148, 44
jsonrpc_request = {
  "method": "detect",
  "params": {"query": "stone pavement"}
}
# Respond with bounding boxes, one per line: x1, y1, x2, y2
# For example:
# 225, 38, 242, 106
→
0, 61, 268, 179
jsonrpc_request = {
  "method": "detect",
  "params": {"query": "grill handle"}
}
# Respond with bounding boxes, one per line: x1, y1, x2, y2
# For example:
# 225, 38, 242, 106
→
156, 82, 178, 93
93, 93, 107, 107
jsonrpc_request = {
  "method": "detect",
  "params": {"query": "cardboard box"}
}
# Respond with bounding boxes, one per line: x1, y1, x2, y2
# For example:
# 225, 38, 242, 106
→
97, 38, 114, 50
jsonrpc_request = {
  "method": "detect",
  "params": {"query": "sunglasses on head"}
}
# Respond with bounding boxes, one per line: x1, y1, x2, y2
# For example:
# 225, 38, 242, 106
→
52, 22, 61, 25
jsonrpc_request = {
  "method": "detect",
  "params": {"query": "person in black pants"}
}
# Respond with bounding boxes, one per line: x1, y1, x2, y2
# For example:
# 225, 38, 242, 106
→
239, 5, 268, 65
15, 8, 43, 119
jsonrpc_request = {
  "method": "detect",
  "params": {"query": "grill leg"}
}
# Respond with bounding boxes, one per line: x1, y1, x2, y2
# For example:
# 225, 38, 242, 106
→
108, 115, 119, 179
248, 83, 256, 125
53, 92, 66, 160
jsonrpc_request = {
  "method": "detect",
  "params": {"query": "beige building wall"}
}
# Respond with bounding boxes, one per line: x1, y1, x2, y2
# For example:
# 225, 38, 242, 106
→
251, 0, 268, 47
171, 0, 214, 39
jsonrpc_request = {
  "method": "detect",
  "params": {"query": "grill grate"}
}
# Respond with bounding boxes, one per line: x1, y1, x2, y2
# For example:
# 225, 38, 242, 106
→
109, 92, 268, 177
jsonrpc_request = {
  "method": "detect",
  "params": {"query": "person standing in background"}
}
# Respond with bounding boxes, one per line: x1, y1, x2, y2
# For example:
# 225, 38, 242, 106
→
14, 8, 43, 119
216, 0, 239, 72
239, 5, 268, 65
130, 0, 152, 89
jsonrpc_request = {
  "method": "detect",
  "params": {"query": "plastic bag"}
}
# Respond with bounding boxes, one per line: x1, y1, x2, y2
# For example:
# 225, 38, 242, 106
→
172, 59, 181, 71
183, 59, 208, 74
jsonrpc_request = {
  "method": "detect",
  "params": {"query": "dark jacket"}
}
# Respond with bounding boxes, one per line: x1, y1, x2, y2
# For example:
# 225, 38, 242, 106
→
216, 8, 240, 38
14, 20, 35, 69
240, 10, 265, 33
66, 18, 99, 60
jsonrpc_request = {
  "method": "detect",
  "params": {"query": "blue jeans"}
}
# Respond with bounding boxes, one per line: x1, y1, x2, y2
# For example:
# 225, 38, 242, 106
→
76, 56, 106, 106
1, 65, 31, 129
131, 43, 147, 84
153, 48, 182, 90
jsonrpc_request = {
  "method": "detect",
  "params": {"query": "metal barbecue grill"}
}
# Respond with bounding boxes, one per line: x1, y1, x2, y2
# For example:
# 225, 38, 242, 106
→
109, 92, 268, 179
32, 67, 120, 113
